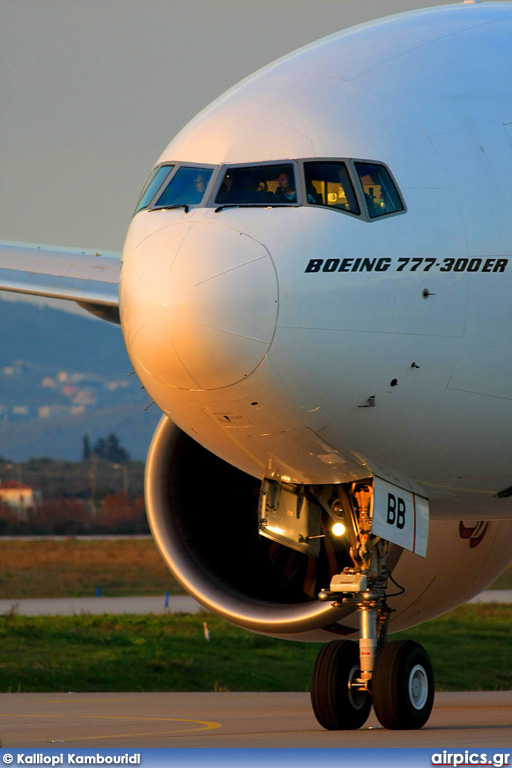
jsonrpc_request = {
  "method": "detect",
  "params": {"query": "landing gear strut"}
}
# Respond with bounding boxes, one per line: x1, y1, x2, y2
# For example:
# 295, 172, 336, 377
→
311, 481, 434, 730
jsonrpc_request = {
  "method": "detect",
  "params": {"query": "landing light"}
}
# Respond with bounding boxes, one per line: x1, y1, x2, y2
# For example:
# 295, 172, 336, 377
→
332, 522, 346, 537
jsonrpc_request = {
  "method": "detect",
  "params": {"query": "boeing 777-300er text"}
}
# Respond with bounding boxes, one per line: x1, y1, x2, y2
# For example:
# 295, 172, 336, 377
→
1, 1, 511, 731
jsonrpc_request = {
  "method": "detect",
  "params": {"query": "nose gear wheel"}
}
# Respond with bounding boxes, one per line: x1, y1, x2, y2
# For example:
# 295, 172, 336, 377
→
310, 640, 372, 730
371, 640, 435, 729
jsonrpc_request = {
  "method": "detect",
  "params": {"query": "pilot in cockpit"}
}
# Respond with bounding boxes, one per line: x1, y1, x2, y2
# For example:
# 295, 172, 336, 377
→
275, 171, 296, 202
188, 173, 207, 203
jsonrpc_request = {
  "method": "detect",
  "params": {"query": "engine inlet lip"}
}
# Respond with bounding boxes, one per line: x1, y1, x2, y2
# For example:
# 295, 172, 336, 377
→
145, 414, 353, 636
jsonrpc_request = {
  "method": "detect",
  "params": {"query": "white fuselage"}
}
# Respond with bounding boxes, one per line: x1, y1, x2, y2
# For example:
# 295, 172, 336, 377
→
120, 2, 512, 521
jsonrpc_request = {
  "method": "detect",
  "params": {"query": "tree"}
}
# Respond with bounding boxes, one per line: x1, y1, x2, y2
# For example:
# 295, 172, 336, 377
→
105, 433, 130, 463
82, 434, 91, 461
92, 433, 130, 463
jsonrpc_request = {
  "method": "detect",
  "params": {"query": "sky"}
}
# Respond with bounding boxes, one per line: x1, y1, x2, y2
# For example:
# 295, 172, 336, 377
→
1, 0, 479, 256
1, 0, 510, 317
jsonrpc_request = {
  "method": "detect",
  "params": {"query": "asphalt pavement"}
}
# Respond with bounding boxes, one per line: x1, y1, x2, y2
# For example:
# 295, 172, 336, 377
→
0, 590, 510, 616
0, 594, 205, 615
0, 691, 510, 748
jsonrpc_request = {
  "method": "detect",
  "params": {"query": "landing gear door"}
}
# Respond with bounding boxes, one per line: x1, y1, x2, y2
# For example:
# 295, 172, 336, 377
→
371, 477, 429, 558
258, 479, 323, 557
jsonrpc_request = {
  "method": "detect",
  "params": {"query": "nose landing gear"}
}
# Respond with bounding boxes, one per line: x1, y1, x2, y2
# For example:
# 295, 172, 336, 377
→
311, 481, 434, 730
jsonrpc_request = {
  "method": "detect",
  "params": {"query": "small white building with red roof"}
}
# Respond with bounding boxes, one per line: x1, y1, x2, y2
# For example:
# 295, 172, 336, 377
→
0, 481, 42, 517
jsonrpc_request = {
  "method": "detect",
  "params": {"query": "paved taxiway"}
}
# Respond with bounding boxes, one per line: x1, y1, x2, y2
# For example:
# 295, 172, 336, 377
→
0, 596, 205, 616
0, 691, 510, 748
0, 591, 510, 616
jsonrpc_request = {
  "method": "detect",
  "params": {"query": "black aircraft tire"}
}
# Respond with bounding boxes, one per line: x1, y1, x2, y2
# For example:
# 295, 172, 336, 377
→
310, 639, 372, 730
372, 639, 435, 729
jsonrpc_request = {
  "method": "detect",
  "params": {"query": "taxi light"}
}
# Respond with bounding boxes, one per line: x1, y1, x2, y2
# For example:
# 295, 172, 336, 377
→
332, 522, 346, 537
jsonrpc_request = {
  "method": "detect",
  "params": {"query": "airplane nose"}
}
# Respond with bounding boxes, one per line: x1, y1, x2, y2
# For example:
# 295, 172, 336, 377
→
121, 221, 278, 391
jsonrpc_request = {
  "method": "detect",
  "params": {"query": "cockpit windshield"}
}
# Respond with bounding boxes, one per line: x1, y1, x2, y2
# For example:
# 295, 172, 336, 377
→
215, 163, 297, 206
304, 162, 360, 214
134, 165, 174, 214
153, 166, 214, 208
134, 158, 405, 221
354, 162, 404, 218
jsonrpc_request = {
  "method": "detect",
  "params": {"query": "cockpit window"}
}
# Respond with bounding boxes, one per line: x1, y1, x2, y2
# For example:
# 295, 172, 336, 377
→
134, 165, 174, 213
133, 159, 405, 221
354, 162, 404, 218
304, 162, 360, 215
153, 166, 213, 208
215, 163, 297, 206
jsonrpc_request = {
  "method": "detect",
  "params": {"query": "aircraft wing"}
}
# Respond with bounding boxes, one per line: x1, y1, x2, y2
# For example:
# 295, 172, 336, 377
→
0, 241, 121, 323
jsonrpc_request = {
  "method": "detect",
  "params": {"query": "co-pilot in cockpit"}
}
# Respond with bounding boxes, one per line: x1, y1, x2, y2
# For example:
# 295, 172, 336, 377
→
215, 163, 296, 205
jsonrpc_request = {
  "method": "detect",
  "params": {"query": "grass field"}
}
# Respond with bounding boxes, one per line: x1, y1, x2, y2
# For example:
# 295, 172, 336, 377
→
0, 537, 510, 598
0, 538, 182, 598
492, 563, 512, 589
0, 605, 509, 694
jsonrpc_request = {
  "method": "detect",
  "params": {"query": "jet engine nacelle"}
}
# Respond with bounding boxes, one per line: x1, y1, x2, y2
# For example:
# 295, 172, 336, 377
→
146, 415, 512, 641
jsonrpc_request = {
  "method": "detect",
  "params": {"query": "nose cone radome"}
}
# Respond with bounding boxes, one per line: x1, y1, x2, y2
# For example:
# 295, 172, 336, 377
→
121, 221, 278, 391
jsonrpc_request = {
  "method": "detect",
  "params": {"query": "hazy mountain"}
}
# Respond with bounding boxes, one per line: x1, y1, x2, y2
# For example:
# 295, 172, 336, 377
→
0, 299, 161, 461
